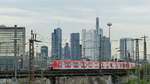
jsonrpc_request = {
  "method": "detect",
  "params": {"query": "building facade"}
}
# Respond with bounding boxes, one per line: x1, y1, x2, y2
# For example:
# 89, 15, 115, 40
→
51, 28, 62, 60
101, 36, 111, 61
81, 17, 111, 61
40, 46, 48, 69
82, 29, 98, 60
63, 43, 71, 60
70, 33, 81, 60
120, 38, 134, 61
95, 17, 105, 61
34, 52, 41, 70
0, 25, 25, 70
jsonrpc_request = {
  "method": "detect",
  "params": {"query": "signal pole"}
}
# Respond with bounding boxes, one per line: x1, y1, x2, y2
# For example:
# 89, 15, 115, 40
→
134, 38, 141, 84
141, 36, 148, 84
99, 34, 102, 75
29, 30, 41, 84
14, 25, 18, 84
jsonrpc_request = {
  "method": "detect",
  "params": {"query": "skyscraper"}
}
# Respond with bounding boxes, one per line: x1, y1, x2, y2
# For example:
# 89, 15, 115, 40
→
96, 17, 103, 35
95, 17, 104, 61
120, 38, 134, 61
82, 29, 98, 60
71, 33, 81, 60
51, 28, 62, 60
41, 46, 48, 69
101, 36, 111, 61
63, 43, 71, 60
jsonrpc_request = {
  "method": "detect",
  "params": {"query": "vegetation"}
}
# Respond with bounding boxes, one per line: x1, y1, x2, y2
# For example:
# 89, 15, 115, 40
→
127, 64, 150, 84
127, 79, 150, 84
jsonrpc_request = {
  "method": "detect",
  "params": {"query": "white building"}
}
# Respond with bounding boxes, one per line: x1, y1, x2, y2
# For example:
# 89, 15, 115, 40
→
81, 17, 111, 61
82, 29, 100, 60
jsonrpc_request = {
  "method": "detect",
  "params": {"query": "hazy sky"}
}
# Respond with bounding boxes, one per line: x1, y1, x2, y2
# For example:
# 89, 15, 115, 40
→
0, 0, 150, 56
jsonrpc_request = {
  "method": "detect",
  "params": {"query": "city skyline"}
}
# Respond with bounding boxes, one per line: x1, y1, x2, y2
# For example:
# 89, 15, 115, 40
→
0, 0, 150, 57
0, 0, 150, 40
0, 1, 149, 83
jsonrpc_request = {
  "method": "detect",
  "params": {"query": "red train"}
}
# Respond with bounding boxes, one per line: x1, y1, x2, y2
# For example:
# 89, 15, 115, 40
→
49, 60, 136, 70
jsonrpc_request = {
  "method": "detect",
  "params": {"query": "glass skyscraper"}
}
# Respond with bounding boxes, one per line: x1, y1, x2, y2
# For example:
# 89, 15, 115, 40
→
82, 29, 98, 60
101, 36, 111, 61
51, 28, 62, 60
82, 29, 111, 61
70, 33, 81, 60
81, 17, 111, 61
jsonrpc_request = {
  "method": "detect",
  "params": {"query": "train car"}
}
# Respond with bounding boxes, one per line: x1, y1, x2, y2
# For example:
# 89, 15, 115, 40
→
49, 60, 136, 70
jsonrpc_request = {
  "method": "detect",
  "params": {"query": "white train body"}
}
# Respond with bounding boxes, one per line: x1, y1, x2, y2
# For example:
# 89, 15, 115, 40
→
50, 60, 136, 70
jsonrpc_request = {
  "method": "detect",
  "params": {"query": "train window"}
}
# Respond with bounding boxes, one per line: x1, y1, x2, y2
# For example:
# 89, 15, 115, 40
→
73, 62, 79, 67
65, 62, 71, 66
81, 63, 83, 66
101, 63, 104, 68
123, 64, 125, 68
88, 62, 92, 67
81, 63, 86, 67
110, 63, 112, 67
58, 63, 62, 67
120, 64, 122, 68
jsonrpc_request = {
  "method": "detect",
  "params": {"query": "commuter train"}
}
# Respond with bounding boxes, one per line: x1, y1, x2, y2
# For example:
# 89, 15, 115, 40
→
49, 60, 136, 70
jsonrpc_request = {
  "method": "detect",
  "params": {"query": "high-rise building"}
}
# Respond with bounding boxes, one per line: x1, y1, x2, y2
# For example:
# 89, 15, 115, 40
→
96, 17, 104, 61
71, 33, 81, 60
101, 36, 111, 61
0, 25, 25, 70
96, 17, 103, 35
82, 29, 98, 60
120, 38, 134, 61
51, 28, 62, 60
41, 46, 48, 69
63, 43, 71, 60
82, 29, 111, 61
81, 17, 109, 61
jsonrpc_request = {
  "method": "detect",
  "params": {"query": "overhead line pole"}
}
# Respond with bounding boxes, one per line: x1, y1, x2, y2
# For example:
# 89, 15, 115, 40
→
99, 34, 102, 75
142, 36, 148, 84
29, 30, 41, 84
134, 38, 141, 84
14, 25, 18, 84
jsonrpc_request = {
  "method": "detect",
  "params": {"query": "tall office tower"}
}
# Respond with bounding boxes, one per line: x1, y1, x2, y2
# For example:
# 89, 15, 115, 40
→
96, 17, 103, 35
51, 28, 62, 60
101, 36, 111, 61
0, 25, 25, 70
71, 33, 81, 60
120, 38, 134, 61
82, 29, 98, 60
95, 17, 103, 61
63, 43, 71, 60
41, 46, 48, 69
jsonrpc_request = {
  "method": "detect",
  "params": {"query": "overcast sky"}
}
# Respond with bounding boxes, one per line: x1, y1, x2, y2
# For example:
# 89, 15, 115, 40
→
0, 0, 150, 57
